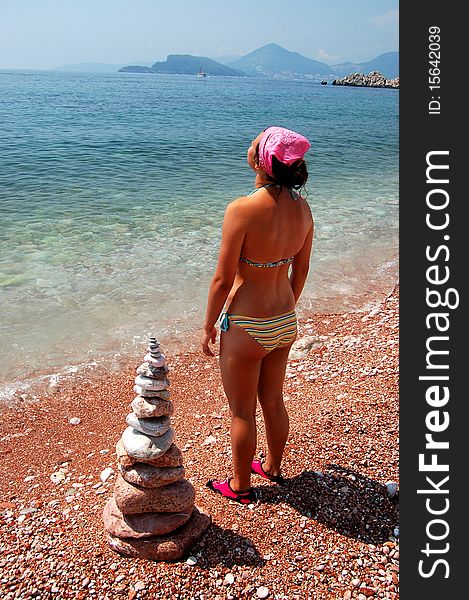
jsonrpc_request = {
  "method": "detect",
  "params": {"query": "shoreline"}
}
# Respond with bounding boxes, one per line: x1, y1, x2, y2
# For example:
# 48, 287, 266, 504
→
1, 267, 399, 407
0, 287, 399, 599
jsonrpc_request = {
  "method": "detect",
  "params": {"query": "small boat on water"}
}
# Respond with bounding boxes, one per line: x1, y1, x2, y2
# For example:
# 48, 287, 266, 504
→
197, 67, 207, 78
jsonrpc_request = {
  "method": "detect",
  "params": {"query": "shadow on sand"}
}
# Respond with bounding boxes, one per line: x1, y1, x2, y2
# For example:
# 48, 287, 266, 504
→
256, 464, 399, 545
188, 465, 398, 567
192, 523, 266, 568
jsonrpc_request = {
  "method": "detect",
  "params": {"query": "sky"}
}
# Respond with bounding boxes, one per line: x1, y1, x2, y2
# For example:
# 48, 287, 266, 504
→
0, 0, 399, 70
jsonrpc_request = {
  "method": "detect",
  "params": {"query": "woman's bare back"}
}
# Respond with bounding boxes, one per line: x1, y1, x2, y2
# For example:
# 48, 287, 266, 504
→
240, 187, 312, 262
226, 187, 313, 316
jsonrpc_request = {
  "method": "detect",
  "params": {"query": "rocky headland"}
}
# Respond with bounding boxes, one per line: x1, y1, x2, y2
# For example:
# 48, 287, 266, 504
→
332, 71, 399, 89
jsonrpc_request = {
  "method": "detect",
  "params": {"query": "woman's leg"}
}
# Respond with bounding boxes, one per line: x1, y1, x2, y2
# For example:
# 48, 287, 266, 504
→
257, 344, 293, 477
220, 321, 267, 492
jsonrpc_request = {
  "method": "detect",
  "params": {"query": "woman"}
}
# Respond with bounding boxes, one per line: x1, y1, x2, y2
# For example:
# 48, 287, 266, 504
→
201, 126, 314, 504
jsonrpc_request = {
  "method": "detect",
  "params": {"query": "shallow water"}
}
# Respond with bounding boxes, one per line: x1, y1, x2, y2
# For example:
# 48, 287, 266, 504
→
0, 70, 398, 399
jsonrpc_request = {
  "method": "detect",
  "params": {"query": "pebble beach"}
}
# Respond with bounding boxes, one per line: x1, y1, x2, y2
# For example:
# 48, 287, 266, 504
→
0, 287, 399, 599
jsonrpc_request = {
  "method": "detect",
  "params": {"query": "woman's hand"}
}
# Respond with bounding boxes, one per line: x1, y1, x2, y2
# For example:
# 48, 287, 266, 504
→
201, 326, 217, 356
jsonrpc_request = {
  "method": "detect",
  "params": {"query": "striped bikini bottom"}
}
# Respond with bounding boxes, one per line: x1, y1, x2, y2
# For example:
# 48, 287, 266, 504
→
220, 309, 297, 352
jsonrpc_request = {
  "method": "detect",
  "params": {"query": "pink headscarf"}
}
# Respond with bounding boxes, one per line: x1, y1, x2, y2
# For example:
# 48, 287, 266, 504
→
258, 126, 311, 178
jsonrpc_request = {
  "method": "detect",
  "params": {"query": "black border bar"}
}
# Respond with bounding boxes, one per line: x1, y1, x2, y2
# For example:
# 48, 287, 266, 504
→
400, 3, 464, 596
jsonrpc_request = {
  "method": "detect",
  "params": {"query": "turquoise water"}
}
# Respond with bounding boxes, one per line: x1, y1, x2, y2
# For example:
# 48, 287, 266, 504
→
0, 70, 398, 398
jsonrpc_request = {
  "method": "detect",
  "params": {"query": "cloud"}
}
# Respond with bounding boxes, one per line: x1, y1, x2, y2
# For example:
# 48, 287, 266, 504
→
313, 48, 338, 64
369, 9, 399, 28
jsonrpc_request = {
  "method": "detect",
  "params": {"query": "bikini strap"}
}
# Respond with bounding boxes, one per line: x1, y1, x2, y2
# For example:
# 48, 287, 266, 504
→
248, 183, 279, 196
220, 313, 230, 332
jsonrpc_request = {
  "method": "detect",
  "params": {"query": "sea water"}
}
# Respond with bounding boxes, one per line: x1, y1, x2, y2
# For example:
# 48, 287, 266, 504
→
0, 70, 398, 399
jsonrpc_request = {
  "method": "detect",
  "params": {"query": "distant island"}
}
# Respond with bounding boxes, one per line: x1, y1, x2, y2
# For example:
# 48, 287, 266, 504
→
119, 55, 244, 77
227, 43, 334, 79
117, 44, 399, 81
332, 71, 399, 89
53, 61, 153, 73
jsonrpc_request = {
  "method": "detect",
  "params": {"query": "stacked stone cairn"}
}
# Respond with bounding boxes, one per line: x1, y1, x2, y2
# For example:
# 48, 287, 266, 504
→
103, 337, 211, 560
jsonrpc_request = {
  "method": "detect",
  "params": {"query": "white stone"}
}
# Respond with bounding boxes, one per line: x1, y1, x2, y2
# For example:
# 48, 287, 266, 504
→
256, 587, 269, 599
69, 417, 81, 425
202, 435, 217, 446
100, 467, 114, 483
131, 395, 174, 418
121, 427, 174, 460
133, 385, 171, 399
144, 352, 166, 367
50, 471, 66, 484
186, 556, 198, 566
125, 413, 171, 437
136, 363, 169, 378
134, 375, 169, 391
289, 336, 326, 360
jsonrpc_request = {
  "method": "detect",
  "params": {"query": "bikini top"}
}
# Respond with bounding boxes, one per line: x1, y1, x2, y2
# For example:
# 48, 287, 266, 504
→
239, 256, 294, 268
239, 183, 295, 269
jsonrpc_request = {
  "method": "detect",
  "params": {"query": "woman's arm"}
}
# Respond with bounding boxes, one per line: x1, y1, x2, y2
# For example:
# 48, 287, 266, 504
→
202, 200, 247, 356
290, 217, 314, 304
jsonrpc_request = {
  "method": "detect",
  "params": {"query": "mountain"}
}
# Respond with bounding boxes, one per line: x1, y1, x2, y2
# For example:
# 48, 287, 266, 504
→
228, 43, 334, 79
358, 52, 399, 79
329, 61, 356, 75
331, 52, 399, 79
53, 63, 128, 73
120, 55, 244, 76
213, 54, 242, 65
59, 48, 399, 79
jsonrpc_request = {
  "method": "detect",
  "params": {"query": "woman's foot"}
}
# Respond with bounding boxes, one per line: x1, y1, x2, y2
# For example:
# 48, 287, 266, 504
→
206, 477, 256, 504
251, 459, 286, 485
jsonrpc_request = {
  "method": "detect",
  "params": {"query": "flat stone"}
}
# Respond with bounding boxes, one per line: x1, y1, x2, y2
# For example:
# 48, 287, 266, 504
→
134, 375, 169, 391
136, 363, 169, 379
144, 352, 166, 367
289, 336, 327, 360
103, 496, 192, 539
116, 440, 183, 468
100, 467, 114, 482
131, 396, 174, 419
121, 427, 174, 460
126, 413, 171, 437
119, 463, 185, 488
134, 385, 171, 399
107, 506, 211, 561
114, 475, 195, 514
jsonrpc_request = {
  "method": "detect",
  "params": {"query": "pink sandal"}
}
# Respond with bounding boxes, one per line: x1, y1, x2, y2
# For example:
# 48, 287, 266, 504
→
251, 460, 286, 485
206, 477, 256, 504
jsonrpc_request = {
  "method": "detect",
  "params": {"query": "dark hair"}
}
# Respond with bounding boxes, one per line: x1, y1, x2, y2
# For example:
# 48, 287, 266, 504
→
255, 144, 309, 190
270, 156, 308, 190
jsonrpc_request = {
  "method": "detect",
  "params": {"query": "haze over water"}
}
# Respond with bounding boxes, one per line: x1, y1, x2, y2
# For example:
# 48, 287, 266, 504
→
0, 70, 398, 400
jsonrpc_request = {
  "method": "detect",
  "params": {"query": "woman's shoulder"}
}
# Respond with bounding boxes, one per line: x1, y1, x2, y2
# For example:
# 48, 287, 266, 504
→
222, 195, 255, 227
228, 194, 252, 208
225, 195, 258, 216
